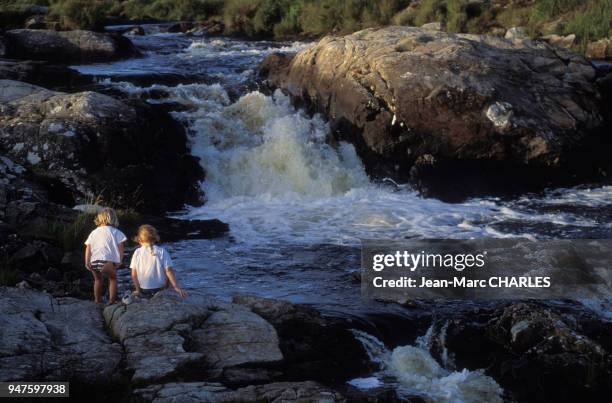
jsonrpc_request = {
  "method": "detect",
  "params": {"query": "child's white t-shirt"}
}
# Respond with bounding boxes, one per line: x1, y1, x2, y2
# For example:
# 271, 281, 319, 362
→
84, 226, 127, 263
130, 245, 174, 290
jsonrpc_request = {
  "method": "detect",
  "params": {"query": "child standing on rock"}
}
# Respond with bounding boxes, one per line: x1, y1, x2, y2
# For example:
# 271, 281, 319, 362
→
84, 207, 127, 305
130, 224, 188, 299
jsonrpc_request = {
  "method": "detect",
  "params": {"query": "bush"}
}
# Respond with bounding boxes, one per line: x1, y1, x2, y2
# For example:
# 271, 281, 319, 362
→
563, 0, 612, 48
0, 0, 50, 29
49, 0, 109, 30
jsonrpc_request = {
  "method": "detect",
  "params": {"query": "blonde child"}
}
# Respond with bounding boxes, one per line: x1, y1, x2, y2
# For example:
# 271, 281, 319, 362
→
130, 225, 187, 299
84, 208, 127, 305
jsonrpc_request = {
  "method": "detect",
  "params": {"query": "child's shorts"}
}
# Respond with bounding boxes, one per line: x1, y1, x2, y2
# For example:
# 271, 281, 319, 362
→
139, 287, 166, 299
90, 260, 110, 271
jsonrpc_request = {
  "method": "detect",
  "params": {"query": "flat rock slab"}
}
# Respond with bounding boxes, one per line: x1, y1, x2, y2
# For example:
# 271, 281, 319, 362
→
4, 29, 139, 63
0, 286, 122, 383
134, 381, 344, 402
104, 293, 283, 385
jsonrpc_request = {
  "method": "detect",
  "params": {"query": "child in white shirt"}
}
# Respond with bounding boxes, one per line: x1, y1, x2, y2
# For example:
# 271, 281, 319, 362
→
130, 225, 187, 299
84, 208, 127, 305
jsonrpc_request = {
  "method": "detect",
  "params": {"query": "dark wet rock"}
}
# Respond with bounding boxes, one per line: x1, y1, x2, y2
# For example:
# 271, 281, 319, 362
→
166, 22, 195, 33
129, 26, 145, 36
0, 79, 204, 214
428, 303, 612, 403
261, 26, 609, 199
4, 29, 140, 63
0, 287, 122, 384
134, 380, 345, 402
9, 241, 63, 273
0, 59, 91, 90
24, 15, 47, 30
126, 215, 229, 241
0, 38, 6, 58
232, 295, 371, 383
187, 21, 225, 37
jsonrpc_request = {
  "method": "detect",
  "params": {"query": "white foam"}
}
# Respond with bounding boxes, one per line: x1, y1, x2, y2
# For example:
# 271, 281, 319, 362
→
351, 329, 504, 403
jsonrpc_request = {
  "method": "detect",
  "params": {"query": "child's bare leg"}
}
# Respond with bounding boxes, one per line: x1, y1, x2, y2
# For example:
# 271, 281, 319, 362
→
91, 270, 103, 303
102, 262, 117, 304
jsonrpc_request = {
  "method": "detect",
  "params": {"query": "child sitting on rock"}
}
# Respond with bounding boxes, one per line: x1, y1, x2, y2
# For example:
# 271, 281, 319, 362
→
130, 224, 188, 299
85, 207, 127, 305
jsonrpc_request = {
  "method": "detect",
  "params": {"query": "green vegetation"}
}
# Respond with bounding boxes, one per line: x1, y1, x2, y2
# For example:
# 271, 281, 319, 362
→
49, 0, 109, 30
50, 209, 141, 252
1, 0, 610, 50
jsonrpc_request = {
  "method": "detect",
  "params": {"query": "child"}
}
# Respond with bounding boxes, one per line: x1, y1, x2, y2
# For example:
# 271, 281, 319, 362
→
84, 208, 127, 305
130, 224, 187, 299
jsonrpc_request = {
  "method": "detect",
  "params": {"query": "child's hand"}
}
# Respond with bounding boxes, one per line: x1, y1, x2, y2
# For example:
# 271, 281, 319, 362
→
85, 262, 93, 272
174, 287, 188, 299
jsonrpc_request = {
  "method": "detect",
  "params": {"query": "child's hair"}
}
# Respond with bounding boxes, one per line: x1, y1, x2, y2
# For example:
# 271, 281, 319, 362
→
94, 207, 119, 227
134, 225, 160, 255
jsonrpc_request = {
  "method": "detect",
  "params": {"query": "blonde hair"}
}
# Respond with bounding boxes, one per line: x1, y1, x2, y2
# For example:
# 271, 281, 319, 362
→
134, 225, 160, 255
94, 208, 119, 227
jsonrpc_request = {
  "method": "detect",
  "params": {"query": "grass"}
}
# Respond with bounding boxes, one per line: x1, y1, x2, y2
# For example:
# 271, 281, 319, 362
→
1, 0, 610, 53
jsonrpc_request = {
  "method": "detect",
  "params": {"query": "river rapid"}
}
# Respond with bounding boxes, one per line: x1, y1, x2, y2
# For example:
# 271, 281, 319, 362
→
73, 25, 611, 401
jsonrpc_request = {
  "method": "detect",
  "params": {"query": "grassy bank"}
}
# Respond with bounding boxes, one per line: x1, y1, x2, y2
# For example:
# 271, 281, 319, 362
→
1, 1, 610, 47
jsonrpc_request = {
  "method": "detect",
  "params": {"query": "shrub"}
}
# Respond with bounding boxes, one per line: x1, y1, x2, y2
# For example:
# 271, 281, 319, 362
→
563, 0, 612, 48
273, 1, 303, 38
49, 0, 109, 30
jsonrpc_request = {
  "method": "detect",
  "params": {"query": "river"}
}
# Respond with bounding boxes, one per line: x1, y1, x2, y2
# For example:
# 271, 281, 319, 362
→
72, 25, 612, 401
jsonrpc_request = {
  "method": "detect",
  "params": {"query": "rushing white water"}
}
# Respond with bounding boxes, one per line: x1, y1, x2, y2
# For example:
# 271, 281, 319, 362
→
350, 329, 504, 402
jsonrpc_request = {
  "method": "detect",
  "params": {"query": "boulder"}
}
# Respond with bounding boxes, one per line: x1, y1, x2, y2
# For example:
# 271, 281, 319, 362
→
166, 22, 195, 33
103, 293, 212, 384
129, 26, 145, 36
505, 26, 528, 40
0, 59, 91, 89
587, 38, 612, 60
0, 79, 204, 213
426, 303, 612, 402
232, 295, 371, 383
4, 29, 140, 63
261, 27, 607, 198
0, 287, 122, 384
103, 293, 282, 385
0, 37, 6, 57
24, 15, 47, 29
134, 381, 344, 402
542, 33, 576, 49
421, 22, 442, 31
191, 307, 283, 374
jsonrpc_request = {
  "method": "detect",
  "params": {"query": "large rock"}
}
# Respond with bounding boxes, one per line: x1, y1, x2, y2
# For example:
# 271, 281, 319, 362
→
0, 59, 91, 89
587, 38, 612, 60
0, 79, 203, 213
4, 29, 140, 63
0, 287, 122, 384
425, 303, 612, 402
104, 293, 283, 385
261, 27, 607, 198
232, 295, 371, 383
191, 308, 283, 373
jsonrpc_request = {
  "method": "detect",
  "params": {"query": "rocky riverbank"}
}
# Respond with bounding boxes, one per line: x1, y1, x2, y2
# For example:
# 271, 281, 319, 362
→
1, 287, 610, 402
0, 28, 228, 296
260, 26, 612, 200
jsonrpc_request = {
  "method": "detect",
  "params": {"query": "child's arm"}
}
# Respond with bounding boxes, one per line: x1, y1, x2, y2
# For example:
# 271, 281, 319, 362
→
165, 267, 188, 299
131, 267, 141, 294
84, 244, 92, 271
117, 242, 125, 268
